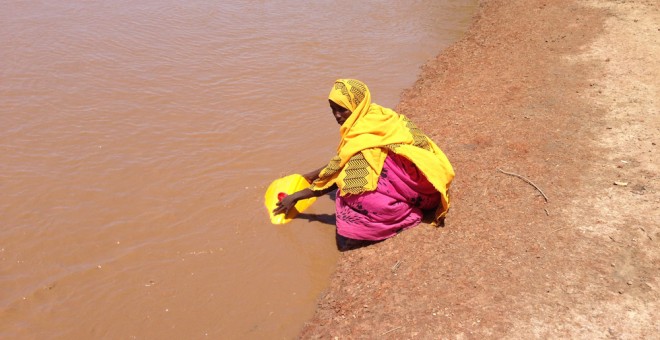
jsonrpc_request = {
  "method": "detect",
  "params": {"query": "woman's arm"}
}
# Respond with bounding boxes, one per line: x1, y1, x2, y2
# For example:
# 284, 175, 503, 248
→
302, 166, 326, 183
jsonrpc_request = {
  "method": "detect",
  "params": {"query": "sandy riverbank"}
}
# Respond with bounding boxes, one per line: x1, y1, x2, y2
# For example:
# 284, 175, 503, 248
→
301, 0, 658, 337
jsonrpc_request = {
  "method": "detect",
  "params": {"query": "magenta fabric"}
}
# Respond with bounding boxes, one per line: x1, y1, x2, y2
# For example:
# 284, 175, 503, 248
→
335, 153, 441, 241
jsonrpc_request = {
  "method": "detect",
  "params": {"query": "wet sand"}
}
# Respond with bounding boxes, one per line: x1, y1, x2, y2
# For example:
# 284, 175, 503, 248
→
302, 0, 658, 337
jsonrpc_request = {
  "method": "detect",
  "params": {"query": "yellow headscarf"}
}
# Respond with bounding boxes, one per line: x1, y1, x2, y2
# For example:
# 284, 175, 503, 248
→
311, 79, 455, 222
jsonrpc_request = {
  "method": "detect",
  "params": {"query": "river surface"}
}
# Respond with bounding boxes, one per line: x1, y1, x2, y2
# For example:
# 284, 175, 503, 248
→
0, 1, 475, 338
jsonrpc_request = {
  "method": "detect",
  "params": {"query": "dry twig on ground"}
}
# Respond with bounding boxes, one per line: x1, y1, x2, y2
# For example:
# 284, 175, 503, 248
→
497, 168, 549, 202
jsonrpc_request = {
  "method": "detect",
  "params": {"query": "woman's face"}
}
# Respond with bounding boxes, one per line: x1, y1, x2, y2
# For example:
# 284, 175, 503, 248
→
329, 100, 352, 125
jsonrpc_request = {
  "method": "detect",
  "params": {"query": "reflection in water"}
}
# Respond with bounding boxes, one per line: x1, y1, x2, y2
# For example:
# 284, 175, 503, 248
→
298, 189, 337, 225
0, 0, 475, 338
297, 213, 337, 226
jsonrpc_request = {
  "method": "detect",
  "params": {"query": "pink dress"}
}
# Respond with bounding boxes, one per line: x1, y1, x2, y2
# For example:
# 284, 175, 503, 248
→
335, 153, 441, 241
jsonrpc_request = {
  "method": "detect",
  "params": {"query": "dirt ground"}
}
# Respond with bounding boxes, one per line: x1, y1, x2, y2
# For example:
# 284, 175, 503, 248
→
300, 0, 658, 338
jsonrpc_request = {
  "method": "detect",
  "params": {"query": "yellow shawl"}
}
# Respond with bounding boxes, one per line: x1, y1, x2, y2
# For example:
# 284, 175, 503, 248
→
310, 79, 455, 222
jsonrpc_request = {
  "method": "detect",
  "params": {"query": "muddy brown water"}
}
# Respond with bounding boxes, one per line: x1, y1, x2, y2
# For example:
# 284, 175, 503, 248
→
0, 1, 475, 338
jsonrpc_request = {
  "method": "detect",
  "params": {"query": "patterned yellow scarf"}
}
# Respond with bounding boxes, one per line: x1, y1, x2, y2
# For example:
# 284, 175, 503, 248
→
310, 79, 455, 222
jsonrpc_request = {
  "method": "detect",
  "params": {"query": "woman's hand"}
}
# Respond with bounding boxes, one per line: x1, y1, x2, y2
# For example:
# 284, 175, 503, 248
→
272, 194, 298, 216
272, 188, 320, 216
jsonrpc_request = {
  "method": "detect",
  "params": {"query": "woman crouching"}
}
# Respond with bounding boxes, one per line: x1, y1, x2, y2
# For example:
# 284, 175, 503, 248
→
273, 79, 454, 251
